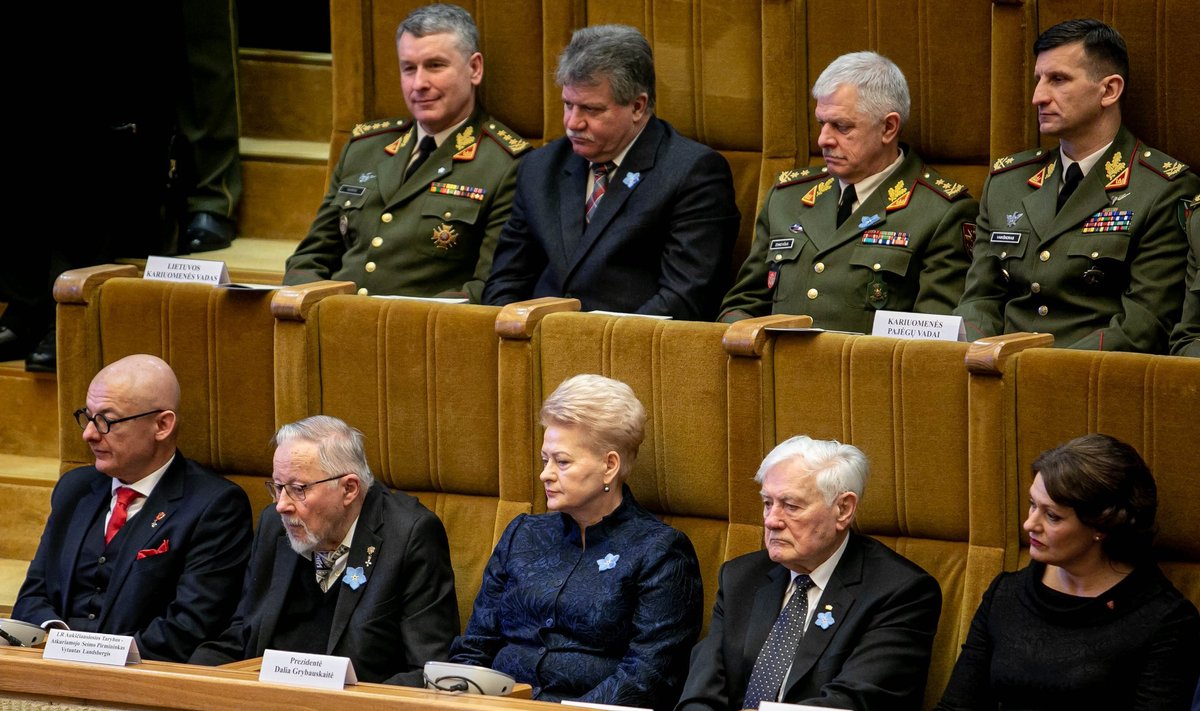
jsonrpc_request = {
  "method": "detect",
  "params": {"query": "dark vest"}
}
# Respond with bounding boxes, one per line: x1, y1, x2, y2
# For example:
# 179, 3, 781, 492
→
269, 556, 341, 655
66, 500, 141, 631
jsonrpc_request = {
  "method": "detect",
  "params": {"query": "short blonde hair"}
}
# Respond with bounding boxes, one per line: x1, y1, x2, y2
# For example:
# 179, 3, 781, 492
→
540, 374, 647, 479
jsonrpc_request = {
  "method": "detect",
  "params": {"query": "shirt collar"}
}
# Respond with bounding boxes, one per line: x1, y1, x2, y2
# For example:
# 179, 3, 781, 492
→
111, 453, 174, 498
559, 484, 638, 546
790, 531, 850, 592
300, 514, 360, 562
1060, 140, 1114, 180
416, 115, 473, 152
840, 148, 905, 207
608, 121, 649, 171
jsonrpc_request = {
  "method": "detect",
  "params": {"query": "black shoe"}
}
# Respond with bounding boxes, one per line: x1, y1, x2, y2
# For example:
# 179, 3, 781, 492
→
183, 212, 235, 254
25, 327, 56, 373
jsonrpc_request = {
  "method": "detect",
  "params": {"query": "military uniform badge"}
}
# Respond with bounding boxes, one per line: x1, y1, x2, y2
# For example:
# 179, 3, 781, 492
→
801, 178, 834, 207
431, 223, 459, 251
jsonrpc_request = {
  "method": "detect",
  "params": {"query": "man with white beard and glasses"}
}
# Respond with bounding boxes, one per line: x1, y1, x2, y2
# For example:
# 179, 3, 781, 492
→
190, 416, 458, 685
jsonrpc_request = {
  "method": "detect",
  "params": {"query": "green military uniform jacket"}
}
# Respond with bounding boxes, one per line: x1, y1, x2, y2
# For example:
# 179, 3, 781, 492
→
720, 148, 976, 333
1170, 195, 1200, 357
955, 126, 1196, 353
284, 107, 530, 301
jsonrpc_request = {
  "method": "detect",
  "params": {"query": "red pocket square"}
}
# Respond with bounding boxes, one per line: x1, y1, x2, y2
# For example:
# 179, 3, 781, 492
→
137, 539, 170, 560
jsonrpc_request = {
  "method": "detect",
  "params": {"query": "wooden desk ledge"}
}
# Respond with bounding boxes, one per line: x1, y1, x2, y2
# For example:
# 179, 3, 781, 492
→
53, 264, 140, 305
495, 297, 581, 340
270, 280, 357, 322
965, 332, 1055, 375
0, 646, 544, 711
723, 314, 814, 357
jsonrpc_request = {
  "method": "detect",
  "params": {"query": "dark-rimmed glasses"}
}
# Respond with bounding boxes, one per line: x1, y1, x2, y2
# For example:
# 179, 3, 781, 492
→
264, 473, 350, 503
73, 408, 166, 435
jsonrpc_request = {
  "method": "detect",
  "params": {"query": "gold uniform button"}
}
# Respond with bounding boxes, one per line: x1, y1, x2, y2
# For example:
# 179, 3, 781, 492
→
1143, 151, 1151, 158
774, 254, 783, 262
343, 200, 352, 208
1031, 282, 1041, 294
1038, 305, 1049, 316
807, 288, 819, 300
1039, 250, 1050, 262
872, 263, 882, 272
371, 237, 383, 248
1090, 251, 1099, 259
443, 211, 453, 219
381, 213, 393, 223
814, 262, 825, 274
357, 287, 368, 296
365, 262, 376, 273
1000, 251, 1007, 259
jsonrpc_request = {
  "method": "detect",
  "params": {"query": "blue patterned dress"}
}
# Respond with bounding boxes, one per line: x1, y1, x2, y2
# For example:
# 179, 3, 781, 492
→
450, 487, 703, 709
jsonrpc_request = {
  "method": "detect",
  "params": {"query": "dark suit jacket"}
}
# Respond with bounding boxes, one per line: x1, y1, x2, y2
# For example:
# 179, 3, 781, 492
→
676, 533, 942, 711
189, 482, 459, 685
483, 116, 740, 320
13, 453, 252, 662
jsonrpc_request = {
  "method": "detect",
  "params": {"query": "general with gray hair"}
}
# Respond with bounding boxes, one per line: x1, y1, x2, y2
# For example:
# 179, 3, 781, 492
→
395, 2, 479, 57
678, 434, 942, 710
191, 414, 458, 686
811, 51, 910, 126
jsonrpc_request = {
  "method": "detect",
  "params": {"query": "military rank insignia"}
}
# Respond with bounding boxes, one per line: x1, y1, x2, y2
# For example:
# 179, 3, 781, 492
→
802, 178, 834, 207
429, 182, 486, 201
1104, 152, 1130, 190
431, 223, 459, 250
886, 180, 911, 211
1081, 209, 1133, 233
861, 229, 909, 247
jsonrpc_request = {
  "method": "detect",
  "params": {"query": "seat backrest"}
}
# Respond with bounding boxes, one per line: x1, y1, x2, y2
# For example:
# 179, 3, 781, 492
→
765, 332, 1007, 708
273, 294, 533, 629
1005, 349, 1200, 602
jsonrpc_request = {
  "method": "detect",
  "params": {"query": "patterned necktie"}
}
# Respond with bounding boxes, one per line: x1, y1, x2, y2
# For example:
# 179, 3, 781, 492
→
585, 161, 615, 223
743, 574, 815, 709
314, 544, 350, 590
105, 486, 142, 544
1057, 162, 1083, 213
836, 183, 857, 227
405, 135, 437, 181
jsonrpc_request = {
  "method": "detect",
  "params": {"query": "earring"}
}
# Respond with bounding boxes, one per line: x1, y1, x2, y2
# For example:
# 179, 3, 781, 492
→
1094, 535, 1102, 541
603, 484, 611, 492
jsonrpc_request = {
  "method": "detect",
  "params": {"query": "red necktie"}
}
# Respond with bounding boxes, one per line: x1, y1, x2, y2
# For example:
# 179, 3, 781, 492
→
105, 486, 142, 544
585, 162, 614, 223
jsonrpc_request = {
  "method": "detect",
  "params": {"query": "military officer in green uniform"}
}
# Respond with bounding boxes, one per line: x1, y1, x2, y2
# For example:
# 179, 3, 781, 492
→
955, 19, 1196, 353
1170, 196, 1199, 357
284, 3, 529, 301
720, 52, 975, 333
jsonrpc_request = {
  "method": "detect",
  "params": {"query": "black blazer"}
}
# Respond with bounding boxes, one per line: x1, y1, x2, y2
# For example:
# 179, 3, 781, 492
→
190, 482, 459, 685
483, 116, 739, 320
676, 533, 942, 711
14, 453, 253, 662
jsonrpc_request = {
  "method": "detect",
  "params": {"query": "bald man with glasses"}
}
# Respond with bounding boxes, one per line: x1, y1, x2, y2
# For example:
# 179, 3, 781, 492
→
14, 354, 252, 661
190, 415, 458, 686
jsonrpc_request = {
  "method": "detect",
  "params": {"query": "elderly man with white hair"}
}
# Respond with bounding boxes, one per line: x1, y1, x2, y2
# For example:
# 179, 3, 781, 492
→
677, 435, 942, 711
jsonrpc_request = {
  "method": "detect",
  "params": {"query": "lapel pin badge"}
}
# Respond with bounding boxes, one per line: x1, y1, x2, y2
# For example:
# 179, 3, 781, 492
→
596, 553, 620, 571
859, 214, 880, 229
815, 610, 836, 629
365, 545, 376, 568
623, 172, 641, 189
150, 512, 166, 528
343, 566, 367, 590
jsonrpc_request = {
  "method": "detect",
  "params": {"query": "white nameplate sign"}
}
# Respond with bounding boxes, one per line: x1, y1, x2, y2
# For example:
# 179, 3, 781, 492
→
144, 255, 230, 285
259, 649, 357, 690
760, 702, 851, 711
42, 629, 141, 666
561, 701, 652, 710
871, 310, 964, 341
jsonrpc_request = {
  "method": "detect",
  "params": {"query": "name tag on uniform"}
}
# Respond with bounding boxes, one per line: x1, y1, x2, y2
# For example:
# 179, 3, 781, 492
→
337, 185, 366, 196
990, 231, 1022, 244
769, 238, 795, 250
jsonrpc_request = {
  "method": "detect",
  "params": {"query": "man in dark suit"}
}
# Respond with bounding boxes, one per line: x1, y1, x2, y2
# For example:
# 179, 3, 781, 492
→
190, 415, 458, 685
14, 355, 252, 662
676, 436, 942, 711
483, 24, 739, 320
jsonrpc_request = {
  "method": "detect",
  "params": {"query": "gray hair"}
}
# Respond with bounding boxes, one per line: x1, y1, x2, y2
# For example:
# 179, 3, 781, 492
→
811, 51, 910, 126
555, 24, 656, 111
540, 374, 647, 479
754, 435, 868, 506
273, 415, 375, 490
395, 3, 480, 58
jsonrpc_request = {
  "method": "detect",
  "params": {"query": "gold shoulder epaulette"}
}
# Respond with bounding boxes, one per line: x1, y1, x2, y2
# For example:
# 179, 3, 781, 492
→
918, 169, 971, 201
776, 166, 830, 188
350, 118, 408, 141
1136, 145, 1190, 181
483, 119, 532, 157
990, 147, 1050, 175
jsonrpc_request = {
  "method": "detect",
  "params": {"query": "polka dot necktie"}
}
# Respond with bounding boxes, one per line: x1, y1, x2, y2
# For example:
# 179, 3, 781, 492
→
743, 574, 814, 709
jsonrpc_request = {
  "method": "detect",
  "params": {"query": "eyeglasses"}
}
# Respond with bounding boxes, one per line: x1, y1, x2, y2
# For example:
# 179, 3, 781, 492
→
264, 473, 350, 503
74, 408, 166, 435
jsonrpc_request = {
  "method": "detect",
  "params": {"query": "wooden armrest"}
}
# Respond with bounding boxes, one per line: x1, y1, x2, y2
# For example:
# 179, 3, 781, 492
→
270, 280, 356, 321
52, 264, 139, 305
495, 297, 581, 339
723, 314, 814, 356
965, 332, 1054, 375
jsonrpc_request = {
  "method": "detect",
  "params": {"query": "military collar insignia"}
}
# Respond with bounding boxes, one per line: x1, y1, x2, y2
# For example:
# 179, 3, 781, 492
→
1027, 160, 1056, 189
1104, 152, 1126, 182
384, 128, 415, 156
801, 178, 834, 207
885, 179, 911, 212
